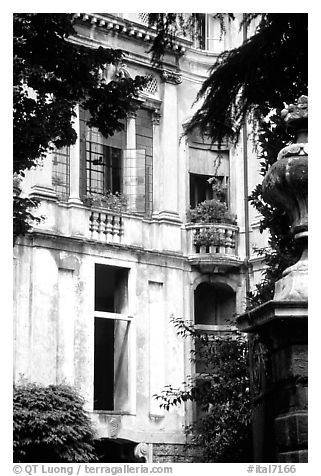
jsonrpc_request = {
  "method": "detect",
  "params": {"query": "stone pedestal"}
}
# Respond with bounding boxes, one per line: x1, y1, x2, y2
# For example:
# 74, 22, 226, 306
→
238, 300, 308, 462
237, 96, 308, 462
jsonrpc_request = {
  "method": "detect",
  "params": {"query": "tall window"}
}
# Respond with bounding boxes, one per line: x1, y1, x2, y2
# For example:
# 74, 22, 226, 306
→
94, 264, 131, 412
52, 146, 70, 200
194, 14, 225, 53
80, 109, 125, 197
79, 108, 153, 214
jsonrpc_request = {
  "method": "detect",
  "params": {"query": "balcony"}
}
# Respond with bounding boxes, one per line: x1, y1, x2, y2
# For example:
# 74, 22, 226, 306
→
185, 222, 240, 272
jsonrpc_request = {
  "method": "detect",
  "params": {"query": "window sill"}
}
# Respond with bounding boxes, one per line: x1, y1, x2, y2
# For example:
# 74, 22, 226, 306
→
92, 410, 136, 416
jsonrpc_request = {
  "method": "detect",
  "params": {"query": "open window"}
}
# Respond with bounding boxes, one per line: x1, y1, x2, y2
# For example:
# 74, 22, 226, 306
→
193, 14, 225, 53
193, 281, 236, 419
194, 282, 236, 328
188, 129, 230, 209
79, 107, 153, 215
94, 264, 132, 412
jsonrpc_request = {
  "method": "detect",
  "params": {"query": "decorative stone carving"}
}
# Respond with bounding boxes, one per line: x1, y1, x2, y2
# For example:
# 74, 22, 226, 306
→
262, 96, 308, 301
160, 68, 182, 85
152, 109, 161, 125
108, 416, 121, 438
249, 335, 270, 397
134, 442, 150, 462
114, 62, 132, 80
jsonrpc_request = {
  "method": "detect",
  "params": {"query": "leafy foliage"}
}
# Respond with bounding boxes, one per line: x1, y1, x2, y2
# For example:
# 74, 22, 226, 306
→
187, 199, 236, 225
184, 14, 307, 145
147, 13, 232, 65
13, 196, 42, 245
13, 13, 147, 241
82, 191, 128, 212
13, 383, 98, 463
192, 228, 224, 248
155, 317, 252, 462
150, 13, 307, 304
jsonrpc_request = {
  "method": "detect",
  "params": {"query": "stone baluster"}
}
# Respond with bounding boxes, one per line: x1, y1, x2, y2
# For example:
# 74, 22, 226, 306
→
218, 226, 226, 254
119, 215, 124, 237
113, 215, 121, 242
105, 213, 113, 238
225, 227, 233, 254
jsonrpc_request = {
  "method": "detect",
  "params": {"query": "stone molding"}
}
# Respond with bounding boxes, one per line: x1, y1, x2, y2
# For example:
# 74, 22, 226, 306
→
160, 69, 182, 85
74, 13, 190, 53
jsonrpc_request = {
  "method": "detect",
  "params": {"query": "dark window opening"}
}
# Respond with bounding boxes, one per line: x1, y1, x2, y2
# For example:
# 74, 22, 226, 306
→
194, 281, 236, 421
94, 264, 129, 412
194, 282, 235, 327
190, 173, 213, 208
190, 173, 229, 208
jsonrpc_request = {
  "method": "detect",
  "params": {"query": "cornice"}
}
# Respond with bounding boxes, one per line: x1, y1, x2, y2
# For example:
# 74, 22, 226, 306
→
73, 13, 191, 54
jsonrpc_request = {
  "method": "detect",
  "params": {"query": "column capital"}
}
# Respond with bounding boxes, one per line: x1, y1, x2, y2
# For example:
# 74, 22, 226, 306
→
152, 110, 161, 125
126, 110, 137, 119
160, 68, 182, 85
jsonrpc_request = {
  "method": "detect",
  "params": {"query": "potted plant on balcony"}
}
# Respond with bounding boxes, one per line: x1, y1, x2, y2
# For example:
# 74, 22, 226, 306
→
187, 198, 237, 251
187, 199, 236, 225
83, 191, 127, 213
193, 228, 224, 248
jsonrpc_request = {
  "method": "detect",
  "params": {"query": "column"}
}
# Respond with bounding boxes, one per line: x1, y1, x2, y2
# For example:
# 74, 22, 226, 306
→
123, 112, 137, 210
150, 109, 161, 216
158, 69, 182, 222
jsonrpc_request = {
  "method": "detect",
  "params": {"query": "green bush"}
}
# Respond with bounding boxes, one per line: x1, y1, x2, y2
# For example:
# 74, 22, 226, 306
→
13, 383, 98, 463
155, 317, 252, 462
187, 199, 236, 225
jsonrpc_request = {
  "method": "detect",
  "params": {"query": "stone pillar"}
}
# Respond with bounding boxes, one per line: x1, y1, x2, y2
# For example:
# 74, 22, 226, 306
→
237, 96, 308, 462
157, 69, 182, 222
68, 105, 82, 205
151, 110, 162, 214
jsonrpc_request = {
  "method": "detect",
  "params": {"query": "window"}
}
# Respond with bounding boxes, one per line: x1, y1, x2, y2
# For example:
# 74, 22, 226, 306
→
80, 108, 153, 214
193, 281, 236, 420
190, 173, 213, 208
194, 282, 235, 328
190, 174, 229, 208
80, 109, 126, 197
52, 146, 70, 200
194, 14, 225, 53
94, 264, 132, 412
188, 132, 230, 209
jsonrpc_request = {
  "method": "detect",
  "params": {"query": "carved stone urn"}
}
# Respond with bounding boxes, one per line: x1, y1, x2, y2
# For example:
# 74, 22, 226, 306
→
262, 95, 308, 301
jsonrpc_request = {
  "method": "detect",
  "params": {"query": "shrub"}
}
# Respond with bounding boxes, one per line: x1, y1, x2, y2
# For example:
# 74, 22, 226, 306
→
13, 383, 98, 463
187, 199, 236, 225
193, 228, 223, 248
82, 191, 127, 212
155, 317, 252, 462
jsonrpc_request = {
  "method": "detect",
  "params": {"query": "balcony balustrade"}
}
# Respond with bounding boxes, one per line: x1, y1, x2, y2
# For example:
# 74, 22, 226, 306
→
185, 222, 240, 272
89, 210, 124, 244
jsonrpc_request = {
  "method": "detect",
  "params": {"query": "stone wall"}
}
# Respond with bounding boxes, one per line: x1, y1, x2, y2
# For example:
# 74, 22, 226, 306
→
152, 443, 200, 463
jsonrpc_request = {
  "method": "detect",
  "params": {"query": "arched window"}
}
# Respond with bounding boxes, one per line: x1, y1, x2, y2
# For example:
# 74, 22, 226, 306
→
194, 281, 236, 328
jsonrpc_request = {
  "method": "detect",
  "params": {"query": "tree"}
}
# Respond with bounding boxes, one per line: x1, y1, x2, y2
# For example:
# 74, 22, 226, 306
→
13, 383, 98, 462
155, 317, 252, 462
13, 13, 147, 242
149, 13, 307, 304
